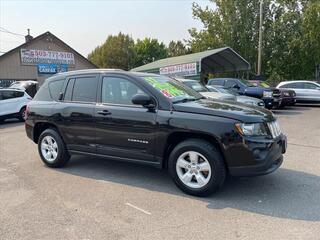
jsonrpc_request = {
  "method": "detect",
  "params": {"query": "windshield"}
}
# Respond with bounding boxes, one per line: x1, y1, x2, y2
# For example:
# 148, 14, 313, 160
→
142, 76, 202, 102
238, 79, 254, 87
253, 81, 270, 88
184, 81, 208, 92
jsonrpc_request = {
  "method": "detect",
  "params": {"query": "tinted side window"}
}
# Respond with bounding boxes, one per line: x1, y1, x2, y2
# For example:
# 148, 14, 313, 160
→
102, 76, 146, 105
13, 91, 24, 98
64, 78, 75, 101
1, 90, 18, 100
33, 83, 51, 101
72, 77, 98, 102
49, 79, 64, 101
208, 79, 224, 86
225, 80, 237, 88
282, 82, 303, 89
304, 83, 318, 89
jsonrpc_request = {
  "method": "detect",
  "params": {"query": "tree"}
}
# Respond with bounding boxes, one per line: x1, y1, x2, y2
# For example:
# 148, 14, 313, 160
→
88, 32, 135, 70
167, 40, 190, 57
188, 0, 320, 81
134, 38, 168, 66
188, 0, 268, 77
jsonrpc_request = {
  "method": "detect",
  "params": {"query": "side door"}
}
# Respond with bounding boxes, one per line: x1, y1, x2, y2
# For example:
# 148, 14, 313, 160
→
287, 82, 306, 101
53, 75, 99, 153
225, 79, 243, 94
0, 90, 22, 115
95, 74, 157, 163
303, 82, 320, 101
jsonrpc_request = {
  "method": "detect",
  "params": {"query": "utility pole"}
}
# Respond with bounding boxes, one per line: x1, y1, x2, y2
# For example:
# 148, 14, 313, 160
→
257, 0, 263, 77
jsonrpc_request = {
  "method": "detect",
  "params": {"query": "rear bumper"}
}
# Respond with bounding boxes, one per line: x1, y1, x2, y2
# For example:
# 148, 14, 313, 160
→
25, 121, 35, 142
228, 134, 287, 177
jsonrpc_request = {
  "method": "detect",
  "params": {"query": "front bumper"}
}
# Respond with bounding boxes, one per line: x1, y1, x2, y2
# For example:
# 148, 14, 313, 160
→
280, 97, 296, 106
228, 134, 287, 177
262, 97, 274, 108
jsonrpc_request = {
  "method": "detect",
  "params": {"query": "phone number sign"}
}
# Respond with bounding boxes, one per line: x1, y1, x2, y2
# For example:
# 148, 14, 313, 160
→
21, 49, 75, 65
159, 62, 197, 76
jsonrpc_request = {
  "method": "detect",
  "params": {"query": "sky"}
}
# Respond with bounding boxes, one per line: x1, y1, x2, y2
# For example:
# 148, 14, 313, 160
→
0, 0, 212, 57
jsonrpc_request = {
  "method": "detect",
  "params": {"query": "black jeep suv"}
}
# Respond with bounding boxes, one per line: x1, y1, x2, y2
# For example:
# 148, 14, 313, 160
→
25, 70, 287, 196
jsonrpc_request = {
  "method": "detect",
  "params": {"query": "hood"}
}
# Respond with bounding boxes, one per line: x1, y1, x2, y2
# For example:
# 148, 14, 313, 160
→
200, 92, 236, 101
236, 95, 261, 103
173, 98, 274, 122
236, 95, 265, 107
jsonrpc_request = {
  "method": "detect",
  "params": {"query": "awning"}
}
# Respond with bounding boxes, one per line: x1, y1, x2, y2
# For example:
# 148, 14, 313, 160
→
131, 47, 251, 75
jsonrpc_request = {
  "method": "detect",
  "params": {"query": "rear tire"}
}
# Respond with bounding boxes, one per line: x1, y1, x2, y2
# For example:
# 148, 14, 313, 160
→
18, 107, 26, 122
38, 128, 70, 168
168, 139, 226, 197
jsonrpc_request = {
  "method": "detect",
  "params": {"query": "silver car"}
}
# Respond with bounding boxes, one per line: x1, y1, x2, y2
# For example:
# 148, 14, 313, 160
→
207, 85, 265, 107
277, 81, 320, 103
174, 79, 236, 101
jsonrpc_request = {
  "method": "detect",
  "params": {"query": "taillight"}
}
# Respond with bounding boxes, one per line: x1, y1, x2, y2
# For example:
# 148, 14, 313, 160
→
25, 103, 30, 119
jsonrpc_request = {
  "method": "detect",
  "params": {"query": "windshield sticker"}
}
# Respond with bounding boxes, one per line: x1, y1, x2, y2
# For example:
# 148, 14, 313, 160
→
144, 77, 185, 98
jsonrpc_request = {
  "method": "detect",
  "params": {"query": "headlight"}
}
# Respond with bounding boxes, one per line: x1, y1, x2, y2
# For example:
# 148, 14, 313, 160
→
263, 91, 272, 98
235, 123, 269, 136
284, 92, 290, 97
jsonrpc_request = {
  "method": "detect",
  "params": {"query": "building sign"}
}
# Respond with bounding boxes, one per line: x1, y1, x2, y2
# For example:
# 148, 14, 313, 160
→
159, 62, 197, 76
37, 64, 68, 74
21, 49, 75, 65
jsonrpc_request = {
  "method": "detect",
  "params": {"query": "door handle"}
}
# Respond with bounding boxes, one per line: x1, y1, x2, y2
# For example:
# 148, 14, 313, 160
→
97, 110, 111, 116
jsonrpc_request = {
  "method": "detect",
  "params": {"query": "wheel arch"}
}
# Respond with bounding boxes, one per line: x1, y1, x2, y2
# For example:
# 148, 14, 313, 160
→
33, 122, 61, 144
162, 131, 227, 170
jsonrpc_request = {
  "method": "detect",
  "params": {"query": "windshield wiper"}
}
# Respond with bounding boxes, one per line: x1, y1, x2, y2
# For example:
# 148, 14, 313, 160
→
173, 97, 198, 103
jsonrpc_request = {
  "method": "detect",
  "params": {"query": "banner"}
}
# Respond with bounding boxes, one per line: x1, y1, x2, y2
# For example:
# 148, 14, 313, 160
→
21, 49, 75, 65
159, 63, 197, 76
38, 64, 68, 74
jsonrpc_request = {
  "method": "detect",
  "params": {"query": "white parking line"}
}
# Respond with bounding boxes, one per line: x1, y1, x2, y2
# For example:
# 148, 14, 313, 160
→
125, 202, 151, 215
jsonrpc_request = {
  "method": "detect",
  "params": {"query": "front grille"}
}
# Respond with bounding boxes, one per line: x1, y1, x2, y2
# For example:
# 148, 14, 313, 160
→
267, 121, 282, 138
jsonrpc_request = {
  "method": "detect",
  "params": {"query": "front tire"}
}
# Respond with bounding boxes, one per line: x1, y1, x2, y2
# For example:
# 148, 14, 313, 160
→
168, 139, 226, 197
38, 128, 70, 168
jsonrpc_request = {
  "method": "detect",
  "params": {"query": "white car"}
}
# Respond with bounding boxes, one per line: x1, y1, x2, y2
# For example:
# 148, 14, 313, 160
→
277, 80, 320, 103
0, 88, 32, 122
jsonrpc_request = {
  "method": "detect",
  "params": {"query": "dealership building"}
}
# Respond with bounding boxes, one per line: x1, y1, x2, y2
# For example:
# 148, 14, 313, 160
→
0, 31, 96, 87
131, 47, 250, 81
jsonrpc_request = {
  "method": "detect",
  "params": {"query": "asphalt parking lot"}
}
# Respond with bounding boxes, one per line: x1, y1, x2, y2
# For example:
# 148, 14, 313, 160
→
0, 104, 320, 240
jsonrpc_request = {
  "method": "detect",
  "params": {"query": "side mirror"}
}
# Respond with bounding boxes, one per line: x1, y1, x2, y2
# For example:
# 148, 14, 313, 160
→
132, 94, 155, 108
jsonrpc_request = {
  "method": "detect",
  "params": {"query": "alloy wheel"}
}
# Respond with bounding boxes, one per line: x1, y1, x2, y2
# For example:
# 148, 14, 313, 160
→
176, 151, 212, 189
41, 136, 58, 163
